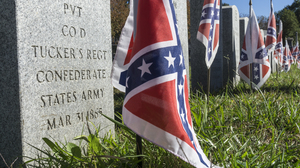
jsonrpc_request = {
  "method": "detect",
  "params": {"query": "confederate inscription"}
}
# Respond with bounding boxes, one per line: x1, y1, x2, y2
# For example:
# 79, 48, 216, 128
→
16, 0, 113, 157
0, 1, 112, 165
21, 2, 112, 131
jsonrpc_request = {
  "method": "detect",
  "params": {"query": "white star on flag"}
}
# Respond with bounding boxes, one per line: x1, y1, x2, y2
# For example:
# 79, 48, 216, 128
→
179, 53, 183, 66
178, 83, 184, 95
211, 10, 214, 16
202, 11, 207, 17
180, 110, 185, 122
126, 77, 130, 88
164, 51, 176, 68
138, 59, 152, 77
254, 66, 258, 71
254, 75, 259, 80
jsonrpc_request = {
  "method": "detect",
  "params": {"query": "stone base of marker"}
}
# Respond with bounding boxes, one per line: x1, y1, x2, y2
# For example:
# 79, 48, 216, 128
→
190, 0, 208, 92
239, 17, 249, 52
270, 52, 277, 73
0, 1, 114, 166
222, 6, 240, 87
239, 17, 249, 86
173, 0, 190, 92
190, 0, 223, 93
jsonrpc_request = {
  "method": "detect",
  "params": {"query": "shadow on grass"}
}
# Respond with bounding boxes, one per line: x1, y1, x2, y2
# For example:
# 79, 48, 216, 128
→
206, 78, 299, 97
114, 88, 125, 123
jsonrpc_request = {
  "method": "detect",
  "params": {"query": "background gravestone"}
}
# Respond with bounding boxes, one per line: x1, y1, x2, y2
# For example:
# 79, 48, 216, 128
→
0, 1, 114, 166
222, 6, 240, 87
261, 29, 267, 43
239, 17, 249, 52
190, 0, 223, 93
173, 0, 189, 91
270, 52, 277, 73
287, 37, 294, 51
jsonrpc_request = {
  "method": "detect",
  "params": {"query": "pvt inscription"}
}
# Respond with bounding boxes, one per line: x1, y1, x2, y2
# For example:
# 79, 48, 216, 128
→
0, 1, 113, 166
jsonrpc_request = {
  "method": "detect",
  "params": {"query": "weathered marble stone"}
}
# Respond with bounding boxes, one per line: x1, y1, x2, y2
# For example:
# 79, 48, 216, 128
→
261, 29, 266, 42
270, 52, 277, 73
222, 6, 240, 87
0, 1, 114, 166
287, 37, 294, 50
173, 0, 190, 91
239, 17, 249, 52
190, 0, 223, 93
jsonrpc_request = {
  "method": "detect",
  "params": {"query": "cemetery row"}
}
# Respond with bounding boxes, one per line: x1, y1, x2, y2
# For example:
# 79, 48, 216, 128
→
0, 0, 295, 166
190, 1, 284, 93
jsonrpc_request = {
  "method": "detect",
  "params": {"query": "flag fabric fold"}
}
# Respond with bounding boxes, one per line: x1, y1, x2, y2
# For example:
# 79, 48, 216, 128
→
196, 0, 220, 69
295, 41, 300, 69
283, 40, 292, 72
111, 0, 134, 92
274, 20, 283, 66
238, 6, 271, 89
265, 0, 276, 50
121, 0, 217, 167
297, 53, 300, 69
292, 41, 299, 62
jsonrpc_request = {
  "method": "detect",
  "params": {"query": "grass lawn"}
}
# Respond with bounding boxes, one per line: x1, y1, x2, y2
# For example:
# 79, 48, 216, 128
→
20, 65, 300, 168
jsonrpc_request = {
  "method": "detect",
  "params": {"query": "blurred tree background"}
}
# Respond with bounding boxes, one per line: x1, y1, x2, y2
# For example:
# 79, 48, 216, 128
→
111, 0, 130, 41
276, 0, 300, 44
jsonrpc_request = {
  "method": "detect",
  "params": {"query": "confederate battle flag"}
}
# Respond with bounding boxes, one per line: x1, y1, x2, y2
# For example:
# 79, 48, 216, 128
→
274, 20, 283, 66
196, 0, 220, 69
283, 40, 292, 72
265, 0, 276, 50
115, 0, 219, 167
238, 5, 270, 89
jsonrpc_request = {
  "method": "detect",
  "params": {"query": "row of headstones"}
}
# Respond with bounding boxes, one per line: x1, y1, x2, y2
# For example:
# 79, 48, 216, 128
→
190, 1, 279, 92
0, 0, 189, 166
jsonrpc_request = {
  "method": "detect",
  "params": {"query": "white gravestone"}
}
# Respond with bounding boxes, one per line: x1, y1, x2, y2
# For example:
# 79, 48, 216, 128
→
222, 6, 240, 87
0, 1, 114, 165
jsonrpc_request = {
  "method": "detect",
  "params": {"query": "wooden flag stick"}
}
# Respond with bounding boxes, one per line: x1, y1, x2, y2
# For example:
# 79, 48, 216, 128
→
249, 0, 253, 92
133, 1, 142, 167
207, 67, 211, 106
136, 134, 143, 167
250, 63, 253, 92
277, 59, 279, 78
277, 51, 281, 77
